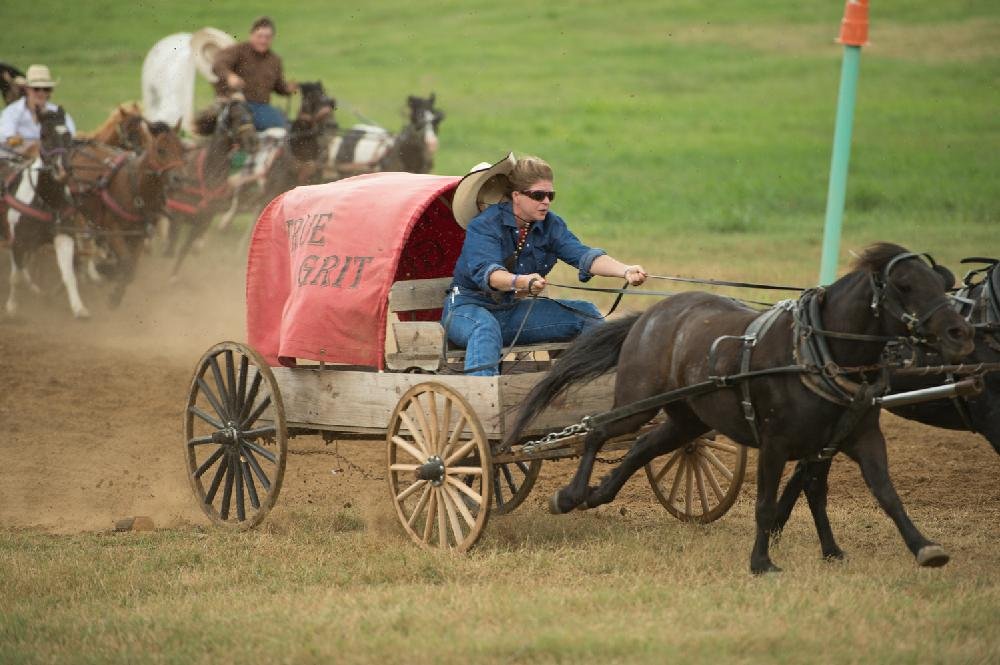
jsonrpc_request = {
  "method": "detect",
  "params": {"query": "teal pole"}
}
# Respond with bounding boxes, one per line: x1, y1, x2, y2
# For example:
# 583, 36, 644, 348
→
818, 44, 862, 285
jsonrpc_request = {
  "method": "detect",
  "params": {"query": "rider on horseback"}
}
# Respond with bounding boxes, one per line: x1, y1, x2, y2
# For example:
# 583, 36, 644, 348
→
212, 16, 298, 131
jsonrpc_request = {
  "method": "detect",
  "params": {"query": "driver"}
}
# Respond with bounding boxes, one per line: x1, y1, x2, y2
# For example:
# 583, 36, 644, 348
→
0, 64, 76, 154
445, 153, 647, 376
212, 16, 298, 131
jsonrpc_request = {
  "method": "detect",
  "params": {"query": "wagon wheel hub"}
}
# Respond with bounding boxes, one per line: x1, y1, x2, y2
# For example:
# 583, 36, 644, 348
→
211, 425, 241, 446
415, 455, 445, 486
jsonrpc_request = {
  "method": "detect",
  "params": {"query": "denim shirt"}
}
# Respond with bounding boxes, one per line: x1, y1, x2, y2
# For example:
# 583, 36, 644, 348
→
449, 201, 605, 308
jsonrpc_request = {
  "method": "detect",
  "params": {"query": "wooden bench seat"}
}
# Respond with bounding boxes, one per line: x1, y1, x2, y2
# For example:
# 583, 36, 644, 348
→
385, 277, 571, 372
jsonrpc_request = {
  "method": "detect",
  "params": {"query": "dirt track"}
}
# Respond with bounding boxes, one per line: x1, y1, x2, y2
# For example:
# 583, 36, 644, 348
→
1, 240, 998, 534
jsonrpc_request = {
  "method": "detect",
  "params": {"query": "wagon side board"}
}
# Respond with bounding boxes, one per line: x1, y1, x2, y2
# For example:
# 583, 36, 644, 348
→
259, 367, 616, 440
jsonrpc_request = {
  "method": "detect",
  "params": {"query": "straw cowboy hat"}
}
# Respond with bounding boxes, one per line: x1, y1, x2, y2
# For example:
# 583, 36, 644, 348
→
190, 27, 237, 83
452, 152, 517, 228
15, 64, 59, 88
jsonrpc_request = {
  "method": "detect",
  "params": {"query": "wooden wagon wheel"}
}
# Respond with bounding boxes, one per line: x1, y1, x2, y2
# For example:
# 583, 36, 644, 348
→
492, 459, 542, 515
387, 382, 492, 551
184, 341, 287, 529
644, 433, 747, 523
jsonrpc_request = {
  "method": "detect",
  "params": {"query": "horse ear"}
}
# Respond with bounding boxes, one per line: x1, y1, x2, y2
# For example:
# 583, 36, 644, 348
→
174, 118, 183, 133
933, 265, 956, 290
429, 92, 435, 105
407, 95, 417, 106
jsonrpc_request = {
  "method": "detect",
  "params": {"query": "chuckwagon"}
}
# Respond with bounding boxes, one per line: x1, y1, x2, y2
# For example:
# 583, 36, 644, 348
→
183, 172, 750, 551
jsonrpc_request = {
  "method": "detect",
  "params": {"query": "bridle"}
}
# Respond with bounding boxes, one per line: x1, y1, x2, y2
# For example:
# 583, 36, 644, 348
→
868, 252, 954, 345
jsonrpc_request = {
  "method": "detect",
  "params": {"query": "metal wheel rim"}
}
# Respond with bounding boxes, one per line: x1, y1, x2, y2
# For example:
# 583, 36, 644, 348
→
184, 341, 287, 530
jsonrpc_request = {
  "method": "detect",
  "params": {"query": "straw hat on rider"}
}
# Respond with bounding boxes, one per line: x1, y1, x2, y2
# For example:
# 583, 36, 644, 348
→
452, 152, 516, 228
190, 27, 237, 83
15, 64, 59, 88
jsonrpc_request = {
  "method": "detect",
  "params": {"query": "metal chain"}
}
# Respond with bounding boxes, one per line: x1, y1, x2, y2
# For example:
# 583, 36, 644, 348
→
520, 416, 593, 453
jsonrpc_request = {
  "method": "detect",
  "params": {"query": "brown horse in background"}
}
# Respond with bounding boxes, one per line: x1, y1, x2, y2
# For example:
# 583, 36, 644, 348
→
76, 102, 147, 152
164, 98, 257, 279
69, 121, 185, 307
504, 244, 974, 574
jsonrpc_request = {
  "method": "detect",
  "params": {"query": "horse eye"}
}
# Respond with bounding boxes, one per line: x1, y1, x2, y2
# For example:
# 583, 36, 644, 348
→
897, 282, 912, 294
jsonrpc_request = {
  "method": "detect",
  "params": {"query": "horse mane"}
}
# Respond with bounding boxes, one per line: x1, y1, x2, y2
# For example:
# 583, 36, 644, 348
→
850, 242, 910, 273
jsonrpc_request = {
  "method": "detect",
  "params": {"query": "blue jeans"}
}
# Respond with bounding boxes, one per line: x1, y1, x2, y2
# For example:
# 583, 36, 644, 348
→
442, 297, 602, 376
247, 102, 288, 130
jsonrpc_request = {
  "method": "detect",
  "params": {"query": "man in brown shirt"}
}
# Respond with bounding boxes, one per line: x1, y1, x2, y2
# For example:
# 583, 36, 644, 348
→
213, 16, 299, 130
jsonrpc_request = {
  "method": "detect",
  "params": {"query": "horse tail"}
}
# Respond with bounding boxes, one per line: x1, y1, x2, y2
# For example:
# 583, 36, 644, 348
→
503, 312, 642, 447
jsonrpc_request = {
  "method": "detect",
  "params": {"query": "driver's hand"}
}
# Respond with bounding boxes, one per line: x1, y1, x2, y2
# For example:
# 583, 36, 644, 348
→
624, 265, 647, 286
227, 73, 245, 90
524, 273, 546, 295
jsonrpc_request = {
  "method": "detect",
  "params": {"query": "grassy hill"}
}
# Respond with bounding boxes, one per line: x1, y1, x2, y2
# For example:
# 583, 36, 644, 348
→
3, 0, 996, 282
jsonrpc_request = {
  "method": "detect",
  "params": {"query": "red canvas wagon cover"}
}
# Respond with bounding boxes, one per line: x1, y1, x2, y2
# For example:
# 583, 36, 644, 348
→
247, 172, 463, 368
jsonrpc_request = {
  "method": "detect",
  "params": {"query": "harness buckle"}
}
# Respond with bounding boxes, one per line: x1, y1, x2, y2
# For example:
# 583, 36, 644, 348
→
741, 400, 756, 421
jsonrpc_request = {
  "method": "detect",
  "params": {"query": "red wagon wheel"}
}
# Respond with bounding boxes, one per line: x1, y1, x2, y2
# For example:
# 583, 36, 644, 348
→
387, 382, 492, 551
184, 341, 287, 529
644, 433, 747, 523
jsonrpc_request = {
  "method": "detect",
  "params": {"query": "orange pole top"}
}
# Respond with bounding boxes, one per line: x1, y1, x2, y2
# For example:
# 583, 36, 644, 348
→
837, 0, 870, 47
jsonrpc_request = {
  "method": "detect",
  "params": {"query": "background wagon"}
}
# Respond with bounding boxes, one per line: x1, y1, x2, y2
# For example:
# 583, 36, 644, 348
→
183, 172, 749, 550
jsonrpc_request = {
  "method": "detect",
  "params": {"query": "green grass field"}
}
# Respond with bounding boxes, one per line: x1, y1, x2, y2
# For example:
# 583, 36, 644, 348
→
2, 1, 998, 663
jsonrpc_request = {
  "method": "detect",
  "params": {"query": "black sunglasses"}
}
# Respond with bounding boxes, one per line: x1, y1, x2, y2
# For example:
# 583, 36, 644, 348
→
520, 190, 556, 202
29, 87, 53, 93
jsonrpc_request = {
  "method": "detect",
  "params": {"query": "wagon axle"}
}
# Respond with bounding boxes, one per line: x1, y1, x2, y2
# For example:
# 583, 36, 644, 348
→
210, 423, 241, 446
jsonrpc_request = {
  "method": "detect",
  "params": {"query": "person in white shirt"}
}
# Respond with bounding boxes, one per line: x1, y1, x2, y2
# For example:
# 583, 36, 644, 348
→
0, 64, 76, 151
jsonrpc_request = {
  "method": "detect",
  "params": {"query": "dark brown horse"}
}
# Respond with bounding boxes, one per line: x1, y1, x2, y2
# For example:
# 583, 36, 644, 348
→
1, 63, 24, 105
4, 108, 82, 316
504, 244, 975, 574
771, 257, 1000, 540
69, 121, 186, 307
165, 98, 257, 278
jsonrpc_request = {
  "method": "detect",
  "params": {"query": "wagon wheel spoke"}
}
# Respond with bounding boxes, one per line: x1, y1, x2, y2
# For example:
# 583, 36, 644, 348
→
224, 350, 238, 416
684, 456, 694, 516
440, 489, 465, 545
645, 434, 747, 524
406, 484, 432, 529
391, 435, 426, 463
242, 446, 272, 491
667, 456, 687, 511
422, 490, 437, 543
185, 342, 287, 530
209, 355, 234, 419
398, 411, 430, 457
653, 449, 683, 484
698, 455, 725, 502
242, 459, 261, 510
387, 383, 491, 552
195, 376, 229, 424
492, 459, 542, 515
694, 460, 710, 515
194, 446, 225, 479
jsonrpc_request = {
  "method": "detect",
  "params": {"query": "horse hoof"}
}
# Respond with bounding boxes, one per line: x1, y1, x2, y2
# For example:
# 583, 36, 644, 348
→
548, 492, 566, 515
74, 308, 91, 320
823, 549, 845, 561
917, 544, 950, 567
750, 561, 783, 576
